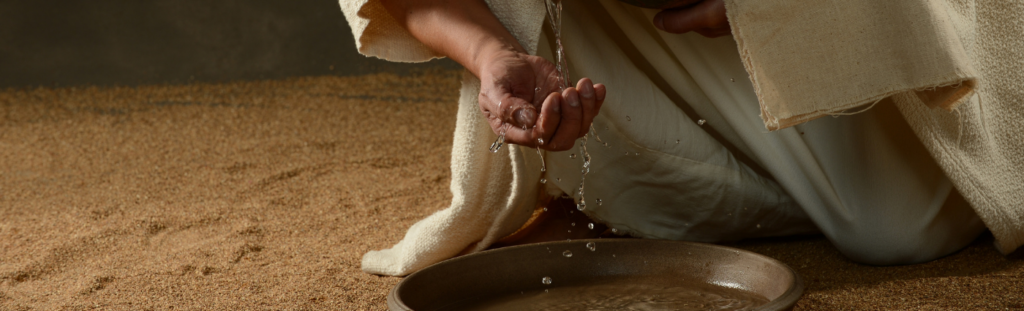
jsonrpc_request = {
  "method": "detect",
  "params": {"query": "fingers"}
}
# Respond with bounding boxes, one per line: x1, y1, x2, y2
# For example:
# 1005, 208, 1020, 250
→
479, 77, 607, 151
653, 0, 729, 36
534, 92, 562, 147
547, 87, 582, 151
576, 78, 598, 138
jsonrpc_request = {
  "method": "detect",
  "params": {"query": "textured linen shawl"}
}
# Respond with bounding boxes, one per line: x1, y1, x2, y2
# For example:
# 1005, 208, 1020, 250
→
341, 0, 1024, 276
725, 0, 1024, 255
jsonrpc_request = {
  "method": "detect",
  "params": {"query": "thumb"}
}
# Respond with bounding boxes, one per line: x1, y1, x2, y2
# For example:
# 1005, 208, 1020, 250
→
480, 91, 538, 130
504, 96, 538, 130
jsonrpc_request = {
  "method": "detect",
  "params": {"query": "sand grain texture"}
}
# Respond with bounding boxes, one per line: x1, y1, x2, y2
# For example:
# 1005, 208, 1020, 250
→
1, 71, 1022, 310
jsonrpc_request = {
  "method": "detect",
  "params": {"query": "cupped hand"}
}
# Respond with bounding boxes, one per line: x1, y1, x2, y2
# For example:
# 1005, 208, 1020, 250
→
653, 0, 731, 38
477, 50, 606, 151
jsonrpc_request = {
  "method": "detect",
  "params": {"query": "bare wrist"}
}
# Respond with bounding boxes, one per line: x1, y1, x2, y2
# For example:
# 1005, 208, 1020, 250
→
467, 39, 522, 77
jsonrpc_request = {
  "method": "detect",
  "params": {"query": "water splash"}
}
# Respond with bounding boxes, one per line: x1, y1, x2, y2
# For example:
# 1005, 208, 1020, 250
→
537, 138, 547, 173
545, 0, 570, 90
489, 123, 509, 153
546, 0, 596, 218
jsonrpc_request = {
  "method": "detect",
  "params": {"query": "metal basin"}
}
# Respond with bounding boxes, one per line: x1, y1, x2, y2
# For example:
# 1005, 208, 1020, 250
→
388, 239, 803, 310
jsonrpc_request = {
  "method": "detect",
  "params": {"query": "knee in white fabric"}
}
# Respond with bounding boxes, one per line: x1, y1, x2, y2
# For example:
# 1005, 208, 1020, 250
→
829, 218, 985, 266
830, 229, 944, 266
832, 192, 985, 265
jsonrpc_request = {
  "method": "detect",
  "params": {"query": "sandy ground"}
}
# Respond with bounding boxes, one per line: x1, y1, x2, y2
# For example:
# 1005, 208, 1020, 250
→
1, 70, 1022, 310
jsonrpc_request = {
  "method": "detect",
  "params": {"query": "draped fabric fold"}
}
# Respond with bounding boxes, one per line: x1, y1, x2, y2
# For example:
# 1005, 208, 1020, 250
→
725, 0, 979, 130
342, 0, 547, 276
342, 0, 1024, 276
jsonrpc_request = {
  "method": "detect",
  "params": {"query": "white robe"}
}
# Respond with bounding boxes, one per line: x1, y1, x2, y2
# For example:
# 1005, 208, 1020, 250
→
342, 0, 1024, 276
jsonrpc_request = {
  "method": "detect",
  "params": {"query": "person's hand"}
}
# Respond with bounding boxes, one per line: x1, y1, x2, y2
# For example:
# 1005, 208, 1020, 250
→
653, 0, 730, 38
379, 0, 605, 151
476, 50, 606, 151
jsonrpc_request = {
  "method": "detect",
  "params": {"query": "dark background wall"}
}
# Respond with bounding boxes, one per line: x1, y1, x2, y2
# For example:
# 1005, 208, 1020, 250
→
0, 0, 459, 88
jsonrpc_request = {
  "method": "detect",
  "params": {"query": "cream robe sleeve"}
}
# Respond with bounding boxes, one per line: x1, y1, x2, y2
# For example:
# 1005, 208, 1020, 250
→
339, 0, 548, 276
342, 0, 1024, 276
726, 0, 1024, 254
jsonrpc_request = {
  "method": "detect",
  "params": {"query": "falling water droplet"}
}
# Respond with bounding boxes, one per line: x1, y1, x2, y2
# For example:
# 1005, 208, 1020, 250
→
756, 224, 762, 229
539, 178, 547, 184
596, 198, 602, 205
556, 178, 561, 182
611, 228, 619, 234
626, 116, 631, 121
562, 250, 572, 257
588, 223, 594, 230
489, 124, 509, 153
542, 276, 552, 285
567, 230, 571, 233
586, 242, 596, 251
489, 137, 504, 152
634, 152, 639, 156
697, 119, 706, 126
603, 142, 609, 147
535, 87, 542, 92
577, 200, 586, 211
571, 222, 576, 226
730, 78, 735, 82
570, 153, 576, 159
676, 139, 680, 144
543, 207, 549, 212
536, 143, 547, 173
